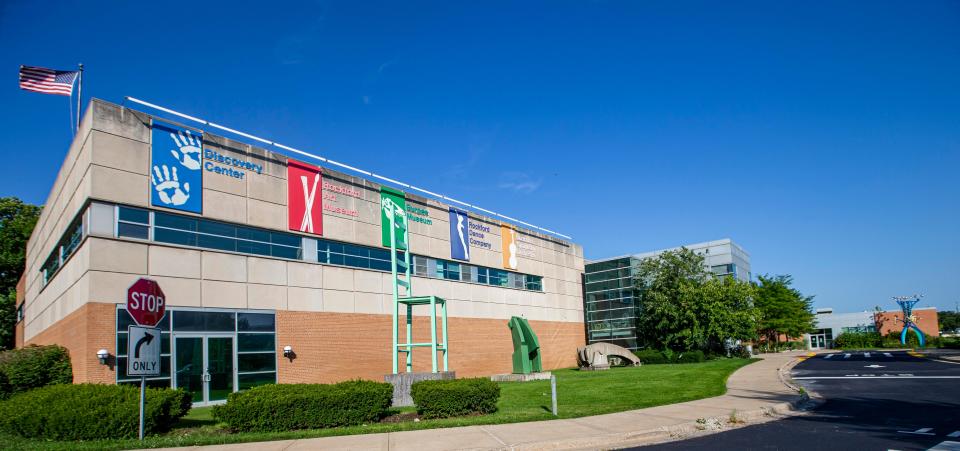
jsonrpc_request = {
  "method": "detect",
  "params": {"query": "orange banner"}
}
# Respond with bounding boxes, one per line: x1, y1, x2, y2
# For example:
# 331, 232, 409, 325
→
501, 224, 518, 270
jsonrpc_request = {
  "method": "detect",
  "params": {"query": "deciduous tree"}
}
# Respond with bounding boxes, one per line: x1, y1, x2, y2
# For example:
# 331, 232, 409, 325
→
0, 197, 41, 350
754, 275, 815, 346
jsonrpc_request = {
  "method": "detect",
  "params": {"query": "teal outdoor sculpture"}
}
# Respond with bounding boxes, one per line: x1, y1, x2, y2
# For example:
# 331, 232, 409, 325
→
508, 316, 542, 374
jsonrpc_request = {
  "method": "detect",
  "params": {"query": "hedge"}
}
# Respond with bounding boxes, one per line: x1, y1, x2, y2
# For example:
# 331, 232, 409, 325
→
675, 350, 705, 363
0, 344, 72, 399
0, 384, 190, 440
410, 377, 500, 419
212, 380, 393, 432
633, 349, 670, 364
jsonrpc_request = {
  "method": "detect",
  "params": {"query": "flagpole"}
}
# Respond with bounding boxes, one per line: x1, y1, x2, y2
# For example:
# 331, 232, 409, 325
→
76, 63, 83, 131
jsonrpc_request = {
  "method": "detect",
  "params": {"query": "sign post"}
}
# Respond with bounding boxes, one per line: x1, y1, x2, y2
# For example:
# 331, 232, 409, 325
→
126, 278, 166, 440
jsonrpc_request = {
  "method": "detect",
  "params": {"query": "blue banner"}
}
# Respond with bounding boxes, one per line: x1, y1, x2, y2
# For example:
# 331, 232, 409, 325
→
449, 209, 470, 261
150, 121, 203, 214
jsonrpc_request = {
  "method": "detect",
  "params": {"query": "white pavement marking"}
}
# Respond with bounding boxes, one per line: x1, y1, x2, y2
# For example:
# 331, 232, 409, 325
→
928, 441, 960, 451
824, 354, 834, 359
898, 427, 935, 435
949, 431, 960, 438
865, 352, 871, 358
884, 352, 893, 357
865, 364, 885, 368
794, 376, 960, 380
844, 353, 851, 359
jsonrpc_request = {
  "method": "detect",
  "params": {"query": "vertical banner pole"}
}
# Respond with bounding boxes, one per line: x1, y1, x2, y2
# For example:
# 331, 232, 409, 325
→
76, 64, 83, 131
551, 374, 558, 416
139, 376, 146, 440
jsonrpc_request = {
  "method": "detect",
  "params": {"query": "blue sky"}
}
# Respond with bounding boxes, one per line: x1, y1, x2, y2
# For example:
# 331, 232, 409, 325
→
1, 1, 957, 313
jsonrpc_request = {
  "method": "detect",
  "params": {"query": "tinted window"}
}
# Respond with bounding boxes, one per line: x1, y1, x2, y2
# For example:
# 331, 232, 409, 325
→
118, 206, 149, 224
237, 313, 275, 332
238, 334, 275, 352
173, 311, 235, 332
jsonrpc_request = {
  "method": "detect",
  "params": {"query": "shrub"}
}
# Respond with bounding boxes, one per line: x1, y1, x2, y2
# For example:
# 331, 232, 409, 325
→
410, 378, 500, 419
833, 332, 882, 349
0, 344, 72, 398
675, 350, 705, 363
212, 380, 393, 432
633, 349, 670, 364
0, 383, 190, 440
730, 345, 752, 359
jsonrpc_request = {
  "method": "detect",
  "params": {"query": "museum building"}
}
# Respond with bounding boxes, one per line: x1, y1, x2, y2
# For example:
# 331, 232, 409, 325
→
15, 99, 585, 406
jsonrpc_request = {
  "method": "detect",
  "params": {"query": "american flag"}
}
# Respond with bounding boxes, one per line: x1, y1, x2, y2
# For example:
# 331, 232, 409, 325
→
19, 65, 79, 96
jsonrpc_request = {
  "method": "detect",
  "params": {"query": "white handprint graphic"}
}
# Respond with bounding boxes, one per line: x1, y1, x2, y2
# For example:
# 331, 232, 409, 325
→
152, 164, 191, 206
169, 130, 201, 170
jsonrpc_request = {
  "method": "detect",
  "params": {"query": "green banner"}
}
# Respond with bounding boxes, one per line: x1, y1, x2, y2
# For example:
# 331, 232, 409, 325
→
380, 186, 407, 249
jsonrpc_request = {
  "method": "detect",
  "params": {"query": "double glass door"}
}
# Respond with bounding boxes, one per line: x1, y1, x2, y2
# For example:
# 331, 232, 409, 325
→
810, 334, 827, 349
174, 335, 234, 406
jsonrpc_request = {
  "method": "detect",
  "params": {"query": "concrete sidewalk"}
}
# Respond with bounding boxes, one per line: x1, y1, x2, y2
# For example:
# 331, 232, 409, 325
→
158, 352, 812, 451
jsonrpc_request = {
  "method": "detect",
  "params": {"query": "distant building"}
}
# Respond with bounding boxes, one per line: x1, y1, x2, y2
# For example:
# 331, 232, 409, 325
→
583, 239, 751, 350
806, 307, 940, 349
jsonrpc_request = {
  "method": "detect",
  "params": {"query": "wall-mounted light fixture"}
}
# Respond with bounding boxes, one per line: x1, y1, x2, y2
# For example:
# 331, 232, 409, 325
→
97, 349, 110, 365
283, 345, 294, 359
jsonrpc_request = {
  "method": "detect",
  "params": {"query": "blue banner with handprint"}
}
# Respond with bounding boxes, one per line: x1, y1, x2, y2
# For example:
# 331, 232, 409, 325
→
150, 121, 203, 213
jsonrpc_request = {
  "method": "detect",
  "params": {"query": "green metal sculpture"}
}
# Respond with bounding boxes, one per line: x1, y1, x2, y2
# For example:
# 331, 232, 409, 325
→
508, 316, 542, 374
382, 188, 449, 374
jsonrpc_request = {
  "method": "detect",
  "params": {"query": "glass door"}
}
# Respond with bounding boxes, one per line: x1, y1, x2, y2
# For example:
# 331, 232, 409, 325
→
175, 336, 204, 403
174, 335, 234, 406
206, 337, 234, 403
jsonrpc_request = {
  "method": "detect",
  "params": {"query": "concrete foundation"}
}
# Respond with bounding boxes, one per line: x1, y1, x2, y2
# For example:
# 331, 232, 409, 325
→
385, 371, 456, 407
490, 372, 553, 382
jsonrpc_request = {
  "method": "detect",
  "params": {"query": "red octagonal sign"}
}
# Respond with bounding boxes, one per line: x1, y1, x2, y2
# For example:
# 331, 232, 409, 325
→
127, 278, 166, 327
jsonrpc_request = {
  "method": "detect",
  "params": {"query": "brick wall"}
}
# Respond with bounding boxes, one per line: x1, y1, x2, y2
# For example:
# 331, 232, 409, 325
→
875, 309, 940, 338
277, 310, 584, 383
14, 274, 25, 348
25, 302, 116, 384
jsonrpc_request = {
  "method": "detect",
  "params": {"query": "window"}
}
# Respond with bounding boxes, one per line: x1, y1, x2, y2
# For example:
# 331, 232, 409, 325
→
525, 275, 543, 291
115, 307, 277, 393
118, 206, 150, 239
110, 205, 545, 293
151, 212, 303, 260
41, 216, 84, 286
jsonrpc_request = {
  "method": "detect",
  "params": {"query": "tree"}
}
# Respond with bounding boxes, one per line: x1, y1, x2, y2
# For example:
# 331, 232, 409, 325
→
753, 275, 815, 346
939, 311, 960, 334
0, 197, 41, 350
634, 248, 758, 353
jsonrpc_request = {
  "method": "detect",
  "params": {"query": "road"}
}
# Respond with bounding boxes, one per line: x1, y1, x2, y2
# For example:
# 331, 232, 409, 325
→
636, 351, 960, 451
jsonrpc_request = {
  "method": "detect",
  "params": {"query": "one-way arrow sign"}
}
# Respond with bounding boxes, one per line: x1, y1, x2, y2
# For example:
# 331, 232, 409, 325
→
134, 331, 154, 359
127, 325, 161, 377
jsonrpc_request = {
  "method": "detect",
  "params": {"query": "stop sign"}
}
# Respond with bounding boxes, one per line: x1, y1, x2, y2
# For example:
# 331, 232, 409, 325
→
127, 278, 166, 327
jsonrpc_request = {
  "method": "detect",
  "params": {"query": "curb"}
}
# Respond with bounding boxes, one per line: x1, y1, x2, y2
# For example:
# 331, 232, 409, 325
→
504, 356, 817, 451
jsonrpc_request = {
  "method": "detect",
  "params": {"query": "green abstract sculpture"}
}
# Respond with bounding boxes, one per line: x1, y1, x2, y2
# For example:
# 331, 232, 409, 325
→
508, 316, 542, 374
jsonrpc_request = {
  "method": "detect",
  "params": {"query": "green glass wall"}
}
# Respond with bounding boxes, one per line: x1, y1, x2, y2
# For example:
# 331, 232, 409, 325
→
583, 257, 640, 350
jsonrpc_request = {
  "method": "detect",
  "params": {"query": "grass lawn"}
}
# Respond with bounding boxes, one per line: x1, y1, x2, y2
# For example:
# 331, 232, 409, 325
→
1, 358, 755, 450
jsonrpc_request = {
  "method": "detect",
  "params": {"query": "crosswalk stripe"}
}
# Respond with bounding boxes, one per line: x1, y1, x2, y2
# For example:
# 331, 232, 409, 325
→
844, 353, 851, 359
795, 376, 960, 380
927, 441, 960, 451
865, 352, 871, 358
948, 431, 960, 438
825, 354, 834, 359
884, 352, 893, 357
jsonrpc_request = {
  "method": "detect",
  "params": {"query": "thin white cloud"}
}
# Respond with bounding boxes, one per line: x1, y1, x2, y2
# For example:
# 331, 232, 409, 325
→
498, 172, 543, 194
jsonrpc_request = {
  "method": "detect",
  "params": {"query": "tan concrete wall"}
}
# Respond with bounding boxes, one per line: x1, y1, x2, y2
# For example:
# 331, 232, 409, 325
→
21, 99, 584, 351
277, 310, 583, 383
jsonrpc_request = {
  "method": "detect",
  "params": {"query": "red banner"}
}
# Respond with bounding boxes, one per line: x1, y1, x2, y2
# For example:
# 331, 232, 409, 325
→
287, 159, 323, 235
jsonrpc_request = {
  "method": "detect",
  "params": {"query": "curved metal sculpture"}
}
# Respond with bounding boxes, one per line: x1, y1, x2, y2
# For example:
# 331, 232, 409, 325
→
577, 342, 641, 370
894, 295, 925, 347
508, 316, 542, 374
